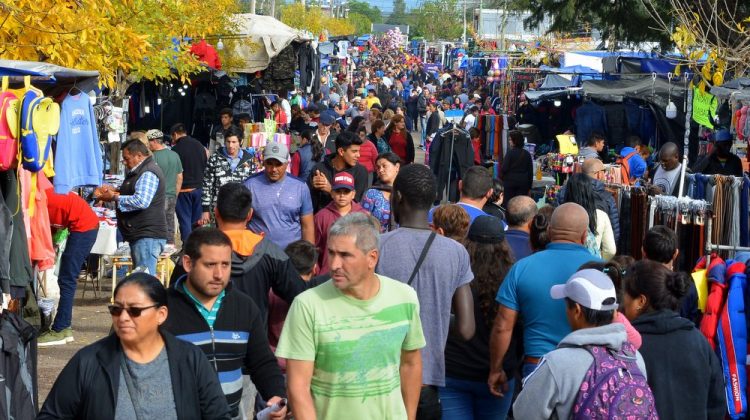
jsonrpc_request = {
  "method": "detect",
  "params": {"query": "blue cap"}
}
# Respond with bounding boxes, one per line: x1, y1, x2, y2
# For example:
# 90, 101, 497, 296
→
320, 112, 336, 126
714, 129, 732, 142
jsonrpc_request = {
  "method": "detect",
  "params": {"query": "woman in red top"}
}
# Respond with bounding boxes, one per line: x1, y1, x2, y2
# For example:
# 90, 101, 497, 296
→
272, 101, 287, 126
385, 114, 415, 164
39, 188, 100, 347
356, 126, 379, 186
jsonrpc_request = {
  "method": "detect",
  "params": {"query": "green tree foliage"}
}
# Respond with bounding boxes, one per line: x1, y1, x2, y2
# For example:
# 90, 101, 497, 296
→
409, 0, 463, 41
349, 12, 373, 35
348, 0, 383, 24
519, 0, 673, 47
387, 0, 409, 25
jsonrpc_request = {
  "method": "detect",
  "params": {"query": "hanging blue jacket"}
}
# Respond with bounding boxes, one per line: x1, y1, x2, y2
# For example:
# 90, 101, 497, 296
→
717, 261, 747, 419
575, 101, 607, 147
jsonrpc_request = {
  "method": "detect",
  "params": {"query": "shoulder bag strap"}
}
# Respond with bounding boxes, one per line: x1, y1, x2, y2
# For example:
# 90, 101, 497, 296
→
407, 232, 437, 286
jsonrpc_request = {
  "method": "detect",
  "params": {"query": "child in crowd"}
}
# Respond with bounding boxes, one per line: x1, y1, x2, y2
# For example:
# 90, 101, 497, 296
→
314, 172, 368, 274
431, 204, 470, 241
267, 240, 319, 372
469, 127, 482, 165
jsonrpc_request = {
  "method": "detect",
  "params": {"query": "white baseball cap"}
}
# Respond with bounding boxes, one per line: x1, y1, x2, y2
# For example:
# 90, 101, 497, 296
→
550, 269, 618, 310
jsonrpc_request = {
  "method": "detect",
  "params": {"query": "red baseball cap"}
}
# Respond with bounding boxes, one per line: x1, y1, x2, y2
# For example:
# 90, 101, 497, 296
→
332, 172, 355, 191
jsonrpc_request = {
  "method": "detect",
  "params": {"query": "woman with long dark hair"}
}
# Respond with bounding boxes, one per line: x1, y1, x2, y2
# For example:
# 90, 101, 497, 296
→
290, 129, 324, 181
360, 152, 401, 232
500, 130, 533, 205
385, 114, 415, 164
563, 173, 616, 259
622, 261, 725, 420
440, 216, 519, 419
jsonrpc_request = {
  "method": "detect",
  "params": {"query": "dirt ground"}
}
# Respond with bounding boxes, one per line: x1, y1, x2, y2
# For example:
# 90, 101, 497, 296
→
38, 283, 114, 405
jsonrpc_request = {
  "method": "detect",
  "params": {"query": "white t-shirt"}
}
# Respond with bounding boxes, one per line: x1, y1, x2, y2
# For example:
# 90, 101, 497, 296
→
463, 114, 476, 129
281, 99, 292, 124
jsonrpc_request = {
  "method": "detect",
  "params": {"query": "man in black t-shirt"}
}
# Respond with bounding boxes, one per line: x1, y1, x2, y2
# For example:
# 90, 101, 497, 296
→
170, 123, 208, 242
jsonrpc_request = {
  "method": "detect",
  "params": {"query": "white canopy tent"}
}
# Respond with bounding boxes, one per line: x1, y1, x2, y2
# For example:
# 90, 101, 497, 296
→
229, 14, 312, 73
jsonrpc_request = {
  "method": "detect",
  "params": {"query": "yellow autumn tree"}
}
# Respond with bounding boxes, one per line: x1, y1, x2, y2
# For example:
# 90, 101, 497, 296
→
0, 0, 243, 89
640, 0, 750, 89
280, 3, 355, 37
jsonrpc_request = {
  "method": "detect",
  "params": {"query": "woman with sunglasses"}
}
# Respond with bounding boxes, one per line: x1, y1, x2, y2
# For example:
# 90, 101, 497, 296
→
39, 273, 231, 419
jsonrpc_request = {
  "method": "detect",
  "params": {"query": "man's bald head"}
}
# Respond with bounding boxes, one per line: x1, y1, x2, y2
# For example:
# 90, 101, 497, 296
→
658, 142, 680, 171
549, 203, 589, 244
506, 196, 537, 229
582, 158, 605, 180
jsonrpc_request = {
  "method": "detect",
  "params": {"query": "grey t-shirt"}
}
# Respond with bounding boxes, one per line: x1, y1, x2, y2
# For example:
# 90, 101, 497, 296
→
376, 228, 473, 386
654, 163, 682, 195
115, 347, 178, 420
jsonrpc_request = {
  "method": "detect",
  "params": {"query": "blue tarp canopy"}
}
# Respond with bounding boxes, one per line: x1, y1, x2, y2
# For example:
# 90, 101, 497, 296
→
539, 64, 600, 74
355, 34, 371, 46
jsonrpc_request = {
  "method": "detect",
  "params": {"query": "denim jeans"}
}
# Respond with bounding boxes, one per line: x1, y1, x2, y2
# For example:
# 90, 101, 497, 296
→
419, 114, 428, 146
52, 228, 98, 332
176, 188, 202, 243
164, 195, 177, 245
522, 361, 539, 380
130, 238, 165, 276
440, 376, 515, 420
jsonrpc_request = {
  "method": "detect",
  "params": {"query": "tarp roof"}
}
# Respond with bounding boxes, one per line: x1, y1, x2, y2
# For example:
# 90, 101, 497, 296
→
524, 76, 687, 106
0, 59, 99, 94
711, 77, 750, 100
229, 14, 311, 73
581, 77, 686, 108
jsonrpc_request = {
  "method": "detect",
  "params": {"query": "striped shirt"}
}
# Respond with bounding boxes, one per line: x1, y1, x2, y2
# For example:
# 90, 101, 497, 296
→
178, 281, 225, 328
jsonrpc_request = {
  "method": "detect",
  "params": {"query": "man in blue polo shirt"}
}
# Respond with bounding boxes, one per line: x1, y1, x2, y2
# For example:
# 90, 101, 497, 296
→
488, 203, 600, 398
504, 196, 537, 261
245, 143, 314, 249
428, 166, 507, 229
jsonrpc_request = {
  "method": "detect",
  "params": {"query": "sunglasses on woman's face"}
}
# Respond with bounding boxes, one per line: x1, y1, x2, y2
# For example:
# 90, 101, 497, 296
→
108, 304, 159, 317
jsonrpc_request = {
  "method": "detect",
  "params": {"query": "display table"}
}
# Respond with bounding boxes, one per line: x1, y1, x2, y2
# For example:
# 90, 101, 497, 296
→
109, 248, 176, 302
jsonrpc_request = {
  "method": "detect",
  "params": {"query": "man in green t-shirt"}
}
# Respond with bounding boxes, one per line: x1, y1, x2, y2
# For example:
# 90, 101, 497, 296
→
276, 213, 425, 420
147, 129, 183, 247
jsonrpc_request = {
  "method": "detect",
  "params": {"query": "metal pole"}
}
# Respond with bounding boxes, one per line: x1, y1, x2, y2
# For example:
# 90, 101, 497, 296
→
677, 84, 693, 198
462, 0, 467, 45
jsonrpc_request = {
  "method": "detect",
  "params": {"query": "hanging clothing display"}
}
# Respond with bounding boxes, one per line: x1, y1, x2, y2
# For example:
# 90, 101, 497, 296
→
429, 125, 474, 203
53, 93, 103, 194
0, 170, 32, 292
0, 311, 38, 418
692, 87, 718, 129
575, 100, 608, 147
263, 45, 296, 93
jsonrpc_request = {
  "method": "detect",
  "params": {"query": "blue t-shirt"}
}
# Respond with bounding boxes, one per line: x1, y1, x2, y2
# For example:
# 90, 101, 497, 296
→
428, 202, 507, 229
245, 173, 313, 249
505, 229, 532, 261
496, 243, 600, 357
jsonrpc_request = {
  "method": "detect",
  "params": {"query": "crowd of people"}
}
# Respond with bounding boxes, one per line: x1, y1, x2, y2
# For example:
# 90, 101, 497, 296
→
38, 59, 730, 420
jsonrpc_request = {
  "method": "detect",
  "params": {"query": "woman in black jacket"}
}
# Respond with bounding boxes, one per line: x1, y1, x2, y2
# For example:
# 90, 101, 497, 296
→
500, 130, 533, 206
622, 261, 725, 420
39, 274, 231, 420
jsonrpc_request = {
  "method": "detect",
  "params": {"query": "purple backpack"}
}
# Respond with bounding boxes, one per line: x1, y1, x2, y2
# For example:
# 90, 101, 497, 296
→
572, 344, 659, 419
